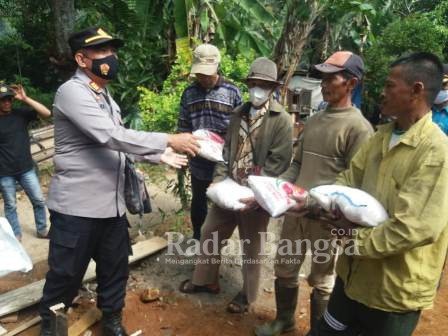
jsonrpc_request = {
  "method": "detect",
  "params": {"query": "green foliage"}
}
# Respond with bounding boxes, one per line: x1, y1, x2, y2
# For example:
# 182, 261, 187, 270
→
76, 0, 175, 128
138, 51, 191, 133
213, 0, 278, 57
0, 1, 60, 95
363, 13, 448, 119
13, 76, 55, 116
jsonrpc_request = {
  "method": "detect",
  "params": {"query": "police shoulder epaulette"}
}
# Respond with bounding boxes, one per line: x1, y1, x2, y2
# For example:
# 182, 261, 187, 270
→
88, 81, 102, 93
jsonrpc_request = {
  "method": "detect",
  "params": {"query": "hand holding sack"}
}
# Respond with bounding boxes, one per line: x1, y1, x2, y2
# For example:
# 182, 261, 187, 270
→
248, 176, 308, 217
206, 178, 254, 211
193, 129, 225, 162
309, 185, 389, 227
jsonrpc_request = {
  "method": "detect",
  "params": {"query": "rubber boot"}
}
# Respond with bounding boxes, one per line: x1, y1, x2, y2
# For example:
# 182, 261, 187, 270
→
306, 290, 329, 336
254, 279, 298, 336
102, 310, 128, 336
39, 317, 53, 336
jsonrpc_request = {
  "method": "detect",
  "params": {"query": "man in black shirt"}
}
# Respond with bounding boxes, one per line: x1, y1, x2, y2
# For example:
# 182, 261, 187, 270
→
0, 83, 51, 241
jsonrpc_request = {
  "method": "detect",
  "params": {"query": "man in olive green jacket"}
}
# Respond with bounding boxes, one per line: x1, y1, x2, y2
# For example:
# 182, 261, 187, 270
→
179, 57, 293, 314
315, 53, 448, 335
213, 98, 293, 182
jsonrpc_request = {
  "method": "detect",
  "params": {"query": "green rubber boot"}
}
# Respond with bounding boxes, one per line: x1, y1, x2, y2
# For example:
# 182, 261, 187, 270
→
254, 280, 298, 336
305, 290, 329, 336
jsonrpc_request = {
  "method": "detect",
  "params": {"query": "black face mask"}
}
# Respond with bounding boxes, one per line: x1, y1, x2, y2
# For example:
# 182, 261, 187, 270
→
87, 54, 119, 80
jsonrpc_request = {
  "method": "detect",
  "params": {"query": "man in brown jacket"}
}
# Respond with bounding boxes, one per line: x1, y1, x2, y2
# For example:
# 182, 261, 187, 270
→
179, 57, 293, 313
255, 51, 373, 336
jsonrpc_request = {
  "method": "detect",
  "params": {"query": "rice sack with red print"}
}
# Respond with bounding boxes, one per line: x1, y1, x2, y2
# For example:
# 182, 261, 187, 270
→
193, 129, 225, 162
248, 175, 308, 217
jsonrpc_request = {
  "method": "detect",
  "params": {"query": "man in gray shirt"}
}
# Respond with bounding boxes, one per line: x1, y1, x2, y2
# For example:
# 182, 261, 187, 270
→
39, 27, 199, 336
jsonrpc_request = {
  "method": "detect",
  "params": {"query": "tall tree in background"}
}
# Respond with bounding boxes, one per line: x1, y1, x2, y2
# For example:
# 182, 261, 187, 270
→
273, 0, 324, 101
50, 0, 76, 79
51, 0, 75, 61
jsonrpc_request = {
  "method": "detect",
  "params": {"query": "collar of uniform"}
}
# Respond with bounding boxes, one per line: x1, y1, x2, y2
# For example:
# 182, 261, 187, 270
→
74, 68, 103, 94
379, 112, 433, 150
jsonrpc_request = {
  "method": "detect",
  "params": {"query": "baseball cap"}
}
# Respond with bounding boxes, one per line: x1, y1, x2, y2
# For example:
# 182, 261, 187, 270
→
0, 84, 15, 99
314, 51, 364, 80
191, 44, 221, 76
68, 26, 124, 55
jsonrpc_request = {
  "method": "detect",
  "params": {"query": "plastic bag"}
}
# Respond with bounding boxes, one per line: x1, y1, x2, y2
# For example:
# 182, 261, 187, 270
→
309, 185, 389, 227
206, 177, 254, 211
248, 175, 308, 217
193, 129, 225, 162
0, 217, 33, 277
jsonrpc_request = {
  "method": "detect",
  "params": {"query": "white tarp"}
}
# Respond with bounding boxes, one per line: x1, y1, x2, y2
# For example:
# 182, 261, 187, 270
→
288, 76, 323, 111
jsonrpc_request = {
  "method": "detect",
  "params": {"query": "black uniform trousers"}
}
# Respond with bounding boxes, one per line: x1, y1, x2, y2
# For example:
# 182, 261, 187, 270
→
39, 210, 131, 319
318, 277, 421, 336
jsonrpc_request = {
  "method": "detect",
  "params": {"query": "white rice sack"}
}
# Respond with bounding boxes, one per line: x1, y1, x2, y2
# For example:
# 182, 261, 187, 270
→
0, 217, 33, 277
309, 185, 389, 227
248, 175, 308, 217
206, 178, 254, 211
193, 129, 225, 162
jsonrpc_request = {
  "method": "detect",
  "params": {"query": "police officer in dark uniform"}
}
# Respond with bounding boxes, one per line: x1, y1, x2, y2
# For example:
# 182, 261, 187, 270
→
39, 27, 199, 336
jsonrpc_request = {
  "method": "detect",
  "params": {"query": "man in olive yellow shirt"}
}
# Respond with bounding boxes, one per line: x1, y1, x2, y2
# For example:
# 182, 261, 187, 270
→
308, 52, 448, 335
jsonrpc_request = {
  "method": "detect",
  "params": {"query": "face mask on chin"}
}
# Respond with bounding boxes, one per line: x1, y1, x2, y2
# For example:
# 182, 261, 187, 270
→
86, 54, 119, 80
249, 87, 272, 108
434, 90, 448, 105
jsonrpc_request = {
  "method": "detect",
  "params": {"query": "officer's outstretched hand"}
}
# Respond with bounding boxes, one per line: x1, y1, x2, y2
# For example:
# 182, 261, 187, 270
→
160, 147, 188, 169
167, 133, 201, 157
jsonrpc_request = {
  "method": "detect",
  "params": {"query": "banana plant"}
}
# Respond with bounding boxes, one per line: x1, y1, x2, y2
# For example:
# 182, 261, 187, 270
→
172, 0, 279, 57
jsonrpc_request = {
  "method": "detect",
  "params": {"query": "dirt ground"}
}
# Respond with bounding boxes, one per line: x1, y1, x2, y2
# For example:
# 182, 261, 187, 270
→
1, 241, 447, 336
0, 168, 447, 335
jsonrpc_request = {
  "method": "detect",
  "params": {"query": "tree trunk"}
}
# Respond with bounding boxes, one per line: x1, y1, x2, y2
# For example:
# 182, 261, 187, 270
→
320, 19, 330, 61
273, 0, 298, 73
51, 0, 75, 60
49, 0, 76, 80
276, 0, 322, 104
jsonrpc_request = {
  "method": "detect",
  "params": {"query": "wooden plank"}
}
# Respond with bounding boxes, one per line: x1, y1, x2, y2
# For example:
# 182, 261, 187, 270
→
31, 131, 54, 142
30, 125, 54, 137
31, 138, 54, 154
0, 313, 18, 324
68, 308, 101, 336
0, 237, 167, 318
30, 125, 54, 135
33, 148, 55, 163
3, 316, 41, 336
